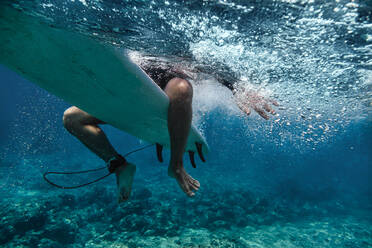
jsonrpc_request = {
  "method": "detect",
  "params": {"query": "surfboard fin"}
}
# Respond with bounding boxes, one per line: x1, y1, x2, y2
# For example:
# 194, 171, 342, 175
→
156, 143, 163, 162
196, 142, 206, 162
189, 151, 196, 168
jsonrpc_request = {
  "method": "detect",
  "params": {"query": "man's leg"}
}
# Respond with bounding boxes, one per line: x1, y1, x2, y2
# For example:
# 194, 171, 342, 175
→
164, 78, 200, 197
63, 106, 136, 202
63, 106, 118, 162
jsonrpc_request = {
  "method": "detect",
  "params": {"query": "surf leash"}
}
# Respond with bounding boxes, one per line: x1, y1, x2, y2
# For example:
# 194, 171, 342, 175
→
43, 144, 154, 189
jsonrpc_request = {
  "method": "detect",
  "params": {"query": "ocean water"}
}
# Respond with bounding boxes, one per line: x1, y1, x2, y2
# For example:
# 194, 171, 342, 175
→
0, 0, 371, 247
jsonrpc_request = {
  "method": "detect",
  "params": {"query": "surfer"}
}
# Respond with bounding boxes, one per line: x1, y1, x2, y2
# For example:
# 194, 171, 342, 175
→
62, 64, 277, 201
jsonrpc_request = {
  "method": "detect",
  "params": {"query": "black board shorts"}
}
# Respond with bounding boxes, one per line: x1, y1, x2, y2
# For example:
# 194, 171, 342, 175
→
140, 66, 189, 90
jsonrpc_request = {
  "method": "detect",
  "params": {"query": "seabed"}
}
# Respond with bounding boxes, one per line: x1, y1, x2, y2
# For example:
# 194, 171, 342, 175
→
0, 154, 370, 248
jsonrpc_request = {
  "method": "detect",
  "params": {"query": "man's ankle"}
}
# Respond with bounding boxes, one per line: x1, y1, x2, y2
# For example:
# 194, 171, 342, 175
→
107, 155, 127, 173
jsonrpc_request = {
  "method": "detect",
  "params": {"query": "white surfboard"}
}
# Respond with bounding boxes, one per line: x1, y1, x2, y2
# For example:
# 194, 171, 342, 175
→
0, 6, 209, 155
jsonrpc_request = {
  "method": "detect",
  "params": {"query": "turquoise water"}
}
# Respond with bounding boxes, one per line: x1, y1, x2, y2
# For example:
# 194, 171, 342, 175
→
0, 0, 371, 247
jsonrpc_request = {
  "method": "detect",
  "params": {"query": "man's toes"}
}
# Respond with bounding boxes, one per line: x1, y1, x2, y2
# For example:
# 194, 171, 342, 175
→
118, 195, 125, 203
189, 183, 199, 191
187, 178, 199, 191
188, 191, 195, 197
118, 193, 129, 203
186, 176, 200, 188
119, 188, 131, 201
180, 180, 194, 197
192, 182, 200, 190
187, 179, 197, 190
185, 187, 195, 197
191, 178, 200, 188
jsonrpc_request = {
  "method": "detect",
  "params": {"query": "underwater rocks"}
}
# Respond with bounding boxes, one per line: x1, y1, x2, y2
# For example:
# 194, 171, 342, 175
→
43, 220, 77, 244
0, 190, 86, 246
0, 224, 15, 245
0, 180, 371, 247
0, 200, 48, 245
13, 212, 48, 234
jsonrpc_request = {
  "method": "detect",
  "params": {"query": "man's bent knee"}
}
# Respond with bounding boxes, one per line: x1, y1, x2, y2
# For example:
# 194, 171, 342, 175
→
63, 107, 83, 132
165, 78, 193, 101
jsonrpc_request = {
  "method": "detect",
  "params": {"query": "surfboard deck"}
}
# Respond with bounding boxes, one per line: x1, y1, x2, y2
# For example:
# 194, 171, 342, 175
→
0, 6, 209, 155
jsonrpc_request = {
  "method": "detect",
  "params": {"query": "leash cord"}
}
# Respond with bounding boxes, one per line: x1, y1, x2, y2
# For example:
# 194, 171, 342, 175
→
43, 144, 154, 189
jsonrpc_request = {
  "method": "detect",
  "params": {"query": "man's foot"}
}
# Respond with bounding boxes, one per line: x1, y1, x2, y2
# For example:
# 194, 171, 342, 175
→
115, 163, 136, 203
168, 165, 200, 197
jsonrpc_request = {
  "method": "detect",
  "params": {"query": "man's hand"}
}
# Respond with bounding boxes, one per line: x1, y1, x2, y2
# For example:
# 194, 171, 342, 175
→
233, 87, 279, 120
